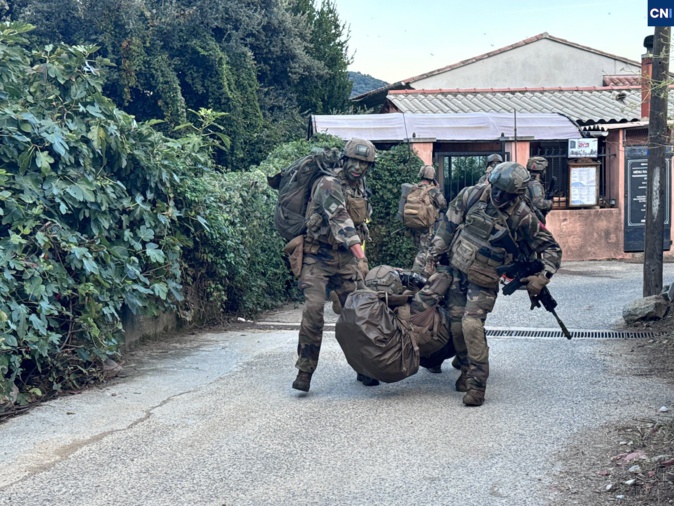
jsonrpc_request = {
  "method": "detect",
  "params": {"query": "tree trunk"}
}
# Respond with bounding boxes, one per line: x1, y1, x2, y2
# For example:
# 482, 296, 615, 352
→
644, 26, 671, 297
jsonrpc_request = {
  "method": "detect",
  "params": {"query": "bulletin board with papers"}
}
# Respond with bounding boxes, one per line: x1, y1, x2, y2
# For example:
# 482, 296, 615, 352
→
568, 162, 599, 207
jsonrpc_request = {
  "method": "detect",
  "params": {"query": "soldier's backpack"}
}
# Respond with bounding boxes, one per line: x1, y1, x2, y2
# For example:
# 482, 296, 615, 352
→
335, 289, 420, 383
402, 184, 437, 230
267, 148, 341, 242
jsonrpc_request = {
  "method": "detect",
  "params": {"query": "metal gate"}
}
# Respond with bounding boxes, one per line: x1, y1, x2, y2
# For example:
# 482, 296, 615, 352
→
436, 151, 508, 201
531, 141, 609, 207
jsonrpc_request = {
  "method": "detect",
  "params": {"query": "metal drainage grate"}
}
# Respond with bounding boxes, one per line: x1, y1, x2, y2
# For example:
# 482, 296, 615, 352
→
486, 328, 663, 339
255, 323, 663, 340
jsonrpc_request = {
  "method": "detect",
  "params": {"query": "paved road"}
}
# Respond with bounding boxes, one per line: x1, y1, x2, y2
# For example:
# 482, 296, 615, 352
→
0, 261, 672, 506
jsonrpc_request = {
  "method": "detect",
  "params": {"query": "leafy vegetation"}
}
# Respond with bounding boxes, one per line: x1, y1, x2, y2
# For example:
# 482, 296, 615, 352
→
0, 3, 422, 414
366, 144, 423, 268
0, 21, 351, 411
0, 22, 201, 407
348, 71, 389, 98
4, 0, 353, 171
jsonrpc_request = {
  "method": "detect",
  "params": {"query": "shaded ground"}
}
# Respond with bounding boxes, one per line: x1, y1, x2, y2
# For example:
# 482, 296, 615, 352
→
551, 311, 674, 505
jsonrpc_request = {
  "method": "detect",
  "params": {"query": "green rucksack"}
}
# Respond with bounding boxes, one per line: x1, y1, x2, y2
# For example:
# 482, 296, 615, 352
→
267, 148, 341, 242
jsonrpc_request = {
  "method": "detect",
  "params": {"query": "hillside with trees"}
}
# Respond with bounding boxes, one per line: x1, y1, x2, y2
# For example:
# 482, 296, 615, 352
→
348, 71, 389, 97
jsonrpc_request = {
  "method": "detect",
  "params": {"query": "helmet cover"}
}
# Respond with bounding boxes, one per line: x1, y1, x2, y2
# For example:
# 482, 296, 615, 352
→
486, 153, 503, 165
488, 162, 530, 194
343, 138, 376, 163
417, 165, 436, 180
526, 156, 548, 172
365, 265, 403, 295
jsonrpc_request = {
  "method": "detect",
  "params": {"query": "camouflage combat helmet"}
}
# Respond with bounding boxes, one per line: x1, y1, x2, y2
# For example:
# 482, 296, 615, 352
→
418, 165, 436, 180
526, 156, 548, 172
343, 138, 376, 163
365, 265, 403, 295
489, 162, 530, 195
486, 153, 503, 165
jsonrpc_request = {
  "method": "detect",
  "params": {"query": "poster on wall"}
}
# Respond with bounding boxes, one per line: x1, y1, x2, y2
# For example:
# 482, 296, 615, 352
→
624, 146, 672, 252
569, 165, 599, 207
568, 138, 598, 158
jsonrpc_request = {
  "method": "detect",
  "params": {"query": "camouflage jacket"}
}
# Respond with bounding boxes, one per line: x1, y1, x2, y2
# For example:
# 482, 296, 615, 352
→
428, 184, 562, 276
427, 183, 448, 212
477, 166, 495, 185
304, 166, 371, 249
526, 179, 552, 215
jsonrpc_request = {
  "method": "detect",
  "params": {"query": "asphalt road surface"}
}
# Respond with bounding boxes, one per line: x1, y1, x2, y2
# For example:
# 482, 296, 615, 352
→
0, 261, 672, 506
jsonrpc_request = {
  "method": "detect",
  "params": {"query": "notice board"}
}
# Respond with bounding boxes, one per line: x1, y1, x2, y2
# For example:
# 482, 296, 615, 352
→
623, 146, 672, 252
568, 162, 599, 207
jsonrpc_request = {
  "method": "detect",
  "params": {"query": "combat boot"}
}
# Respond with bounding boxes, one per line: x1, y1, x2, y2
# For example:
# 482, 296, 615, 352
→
463, 378, 486, 407
292, 371, 312, 392
356, 373, 380, 386
455, 366, 469, 392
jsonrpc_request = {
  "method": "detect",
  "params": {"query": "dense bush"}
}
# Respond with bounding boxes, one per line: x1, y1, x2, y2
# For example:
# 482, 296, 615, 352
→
366, 145, 424, 269
6, 0, 354, 171
0, 23, 210, 407
177, 169, 290, 320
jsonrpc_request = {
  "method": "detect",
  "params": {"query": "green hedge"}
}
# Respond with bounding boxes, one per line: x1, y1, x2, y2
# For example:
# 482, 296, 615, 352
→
366, 144, 424, 269
0, 23, 206, 407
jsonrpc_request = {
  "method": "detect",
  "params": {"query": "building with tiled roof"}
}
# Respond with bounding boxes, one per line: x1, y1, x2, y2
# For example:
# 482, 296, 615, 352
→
352, 33, 645, 112
340, 33, 673, 261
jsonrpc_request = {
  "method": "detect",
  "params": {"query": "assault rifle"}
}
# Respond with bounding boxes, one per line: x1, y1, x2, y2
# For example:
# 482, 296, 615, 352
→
490, 228, 572, 339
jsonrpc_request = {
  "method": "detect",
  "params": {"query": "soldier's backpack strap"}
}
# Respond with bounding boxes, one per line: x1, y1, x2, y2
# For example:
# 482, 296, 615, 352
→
463, 184, 488, 216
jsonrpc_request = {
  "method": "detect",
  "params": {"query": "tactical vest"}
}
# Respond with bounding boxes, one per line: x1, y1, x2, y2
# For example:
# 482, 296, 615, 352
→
346, 196, 368, 225
450, 190, 519, 288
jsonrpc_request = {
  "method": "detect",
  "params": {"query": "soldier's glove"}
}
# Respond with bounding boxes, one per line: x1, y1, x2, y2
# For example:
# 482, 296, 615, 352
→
521, 272, 550, 297
356, 257, 369, 280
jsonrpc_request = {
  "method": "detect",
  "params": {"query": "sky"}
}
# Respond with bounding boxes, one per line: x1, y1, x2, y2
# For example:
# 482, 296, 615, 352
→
331, 0, 655, 83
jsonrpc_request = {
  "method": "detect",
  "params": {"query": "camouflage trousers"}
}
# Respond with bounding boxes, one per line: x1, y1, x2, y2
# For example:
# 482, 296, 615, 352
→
411, 227, 434, 274
447, 267, 497, 386
296, 248, 360, 374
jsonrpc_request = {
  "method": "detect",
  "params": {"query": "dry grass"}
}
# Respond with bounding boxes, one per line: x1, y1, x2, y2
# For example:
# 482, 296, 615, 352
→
550, 311, 674, 505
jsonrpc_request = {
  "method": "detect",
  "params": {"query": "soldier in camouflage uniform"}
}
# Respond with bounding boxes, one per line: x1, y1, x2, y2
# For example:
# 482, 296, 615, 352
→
409, 165, 447, 275
292, 138, 376, 392
525, 156, 553, 224
477, 153, 504, 184
426, 162, 562, 406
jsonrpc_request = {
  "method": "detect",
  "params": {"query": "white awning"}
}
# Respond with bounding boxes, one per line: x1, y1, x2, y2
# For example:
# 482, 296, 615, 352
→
310, 112, 581, 141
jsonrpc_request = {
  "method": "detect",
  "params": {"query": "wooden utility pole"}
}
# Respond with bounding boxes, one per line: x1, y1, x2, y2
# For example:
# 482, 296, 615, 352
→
644, 26, 671, 296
